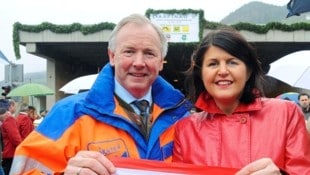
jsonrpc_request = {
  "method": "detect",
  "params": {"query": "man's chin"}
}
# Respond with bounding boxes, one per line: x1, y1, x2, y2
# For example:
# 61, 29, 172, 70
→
128, 86, 149, 98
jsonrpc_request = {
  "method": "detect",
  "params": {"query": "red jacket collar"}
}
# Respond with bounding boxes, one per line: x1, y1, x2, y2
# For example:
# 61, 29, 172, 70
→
195, 91, 262, 114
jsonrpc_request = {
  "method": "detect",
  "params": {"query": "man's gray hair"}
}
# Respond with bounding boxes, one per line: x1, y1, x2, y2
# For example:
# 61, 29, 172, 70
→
108, 13, 168, 58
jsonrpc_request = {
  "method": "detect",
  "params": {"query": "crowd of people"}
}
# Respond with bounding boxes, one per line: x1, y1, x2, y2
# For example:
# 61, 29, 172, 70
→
0, 13, 309, 175
0, 99, 43, 175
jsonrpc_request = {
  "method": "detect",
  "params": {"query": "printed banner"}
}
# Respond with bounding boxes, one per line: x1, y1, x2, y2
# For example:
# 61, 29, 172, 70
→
150, 13, 200, 43
111, 157, 238, 175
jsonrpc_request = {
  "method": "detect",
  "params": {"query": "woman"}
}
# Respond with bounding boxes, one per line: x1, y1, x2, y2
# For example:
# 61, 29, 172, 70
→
173, 28, 310, 174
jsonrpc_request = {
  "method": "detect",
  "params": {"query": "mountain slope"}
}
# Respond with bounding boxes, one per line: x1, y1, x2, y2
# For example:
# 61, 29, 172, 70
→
221, 1, 310, 24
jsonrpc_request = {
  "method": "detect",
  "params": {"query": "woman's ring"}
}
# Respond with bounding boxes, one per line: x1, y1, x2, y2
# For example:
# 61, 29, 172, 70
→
76, 167, 83, 175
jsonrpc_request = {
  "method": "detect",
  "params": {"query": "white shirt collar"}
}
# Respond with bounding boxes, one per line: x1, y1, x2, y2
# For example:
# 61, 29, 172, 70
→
114, 78, 152, 105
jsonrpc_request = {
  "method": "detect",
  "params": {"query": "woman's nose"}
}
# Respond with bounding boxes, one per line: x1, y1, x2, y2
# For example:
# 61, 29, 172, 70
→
218, 64, 229, 76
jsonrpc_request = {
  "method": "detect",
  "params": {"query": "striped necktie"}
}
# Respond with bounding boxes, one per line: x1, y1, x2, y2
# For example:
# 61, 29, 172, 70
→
133, 100, 149, 118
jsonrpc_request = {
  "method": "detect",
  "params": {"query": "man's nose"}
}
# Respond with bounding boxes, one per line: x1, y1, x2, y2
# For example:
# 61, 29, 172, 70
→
133, 53, 146, 66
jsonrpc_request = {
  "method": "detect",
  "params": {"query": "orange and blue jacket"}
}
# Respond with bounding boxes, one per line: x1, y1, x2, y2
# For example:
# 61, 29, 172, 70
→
10, 64, 192, 175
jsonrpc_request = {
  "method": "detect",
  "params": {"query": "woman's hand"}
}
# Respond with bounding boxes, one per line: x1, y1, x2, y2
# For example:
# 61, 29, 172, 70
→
64, 150, 116, 175
235, 158, 281, 175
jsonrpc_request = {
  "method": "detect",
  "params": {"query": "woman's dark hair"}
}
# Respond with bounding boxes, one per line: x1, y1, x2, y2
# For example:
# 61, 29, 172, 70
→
184, 27, 265, 104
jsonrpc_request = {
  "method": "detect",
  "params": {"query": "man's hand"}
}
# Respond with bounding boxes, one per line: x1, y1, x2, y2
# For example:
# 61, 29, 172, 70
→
64, 150, 116, 175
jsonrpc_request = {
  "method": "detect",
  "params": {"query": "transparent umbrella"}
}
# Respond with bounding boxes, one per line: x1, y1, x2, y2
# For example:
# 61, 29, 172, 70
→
267, 51, 310, 90
59, 74, 98, 94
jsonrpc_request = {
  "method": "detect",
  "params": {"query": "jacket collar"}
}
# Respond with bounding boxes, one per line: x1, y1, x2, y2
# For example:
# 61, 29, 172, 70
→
83, 63, 187, 116
195, 91, 262, 115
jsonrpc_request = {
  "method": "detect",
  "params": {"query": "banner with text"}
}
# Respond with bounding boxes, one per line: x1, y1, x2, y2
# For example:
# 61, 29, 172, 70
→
150, 13, 200, 43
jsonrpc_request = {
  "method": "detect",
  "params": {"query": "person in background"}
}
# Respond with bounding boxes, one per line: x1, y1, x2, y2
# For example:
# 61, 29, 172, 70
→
16, 104, 37, 139
0, 108, 7, 175
307, 116, 310, 133
173, 28, 310, 174
0, 101, 22, 175
39, 109, 48, 118
0, 100, 8, 111
10, 13, 191, 175
298, 93, 310, 133
27, 106, 40, 121
6, 99, 17, 117
33, 109, 48, 127
298, 92, 310, 121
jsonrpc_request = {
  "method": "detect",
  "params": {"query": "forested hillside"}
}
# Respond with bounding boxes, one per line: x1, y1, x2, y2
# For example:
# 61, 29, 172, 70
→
221, 1, 309, 25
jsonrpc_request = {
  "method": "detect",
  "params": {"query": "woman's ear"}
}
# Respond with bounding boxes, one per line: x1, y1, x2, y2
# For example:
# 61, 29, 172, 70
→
246, 69, 252, 81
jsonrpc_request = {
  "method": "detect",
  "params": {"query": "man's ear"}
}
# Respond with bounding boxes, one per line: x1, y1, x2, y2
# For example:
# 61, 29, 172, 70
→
159, 58, 165, 71
108, 49, 115, 66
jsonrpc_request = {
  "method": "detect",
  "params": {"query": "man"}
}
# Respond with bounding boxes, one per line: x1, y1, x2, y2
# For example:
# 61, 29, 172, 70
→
7, 99, 17, 117
298, 93, 310, 120
16, 104, 37, 139
10, 14, 191, 175
0, 108, 7, 175
39, 109, 48, 118
33, 109, 47, 127
0, 101, 22, 175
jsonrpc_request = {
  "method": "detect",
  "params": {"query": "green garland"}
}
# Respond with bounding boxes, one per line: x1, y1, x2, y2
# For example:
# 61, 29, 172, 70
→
232, 21, 310, 34
12, 8, 310, 59
13, 22, 115, 59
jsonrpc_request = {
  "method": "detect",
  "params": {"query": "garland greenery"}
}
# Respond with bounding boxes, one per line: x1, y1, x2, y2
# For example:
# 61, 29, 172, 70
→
13, 22, 115, 59
13, 8, 310, 59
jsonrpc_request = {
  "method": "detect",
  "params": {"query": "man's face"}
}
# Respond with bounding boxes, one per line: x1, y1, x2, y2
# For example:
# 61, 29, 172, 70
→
28, 109, 37, 119
9, 101, 16, 114
109, 23, 164, 99
299, 95, 310, 109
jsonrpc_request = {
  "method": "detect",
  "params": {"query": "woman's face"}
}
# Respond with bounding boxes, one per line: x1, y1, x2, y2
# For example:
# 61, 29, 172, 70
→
201, 46, 251, 105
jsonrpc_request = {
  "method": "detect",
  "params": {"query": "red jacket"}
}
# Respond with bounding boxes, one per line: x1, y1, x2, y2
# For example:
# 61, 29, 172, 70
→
16, 112, 34, 139
173, 94, 310, 175
1, 114, 22, 158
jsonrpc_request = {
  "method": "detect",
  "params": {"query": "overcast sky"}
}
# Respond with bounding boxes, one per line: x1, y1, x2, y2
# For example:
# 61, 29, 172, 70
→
0, 0, 289, 81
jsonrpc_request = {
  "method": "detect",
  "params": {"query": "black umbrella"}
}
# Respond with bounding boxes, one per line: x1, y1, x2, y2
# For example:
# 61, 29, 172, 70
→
287, 0, 310, 17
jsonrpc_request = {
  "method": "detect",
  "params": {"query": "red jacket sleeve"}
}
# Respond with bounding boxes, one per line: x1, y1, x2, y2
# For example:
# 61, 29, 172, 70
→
3, 117, 22, 146
18, 116, 34, 139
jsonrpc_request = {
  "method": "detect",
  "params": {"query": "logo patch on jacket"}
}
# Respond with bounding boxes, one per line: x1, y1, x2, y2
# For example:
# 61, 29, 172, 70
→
87, 138, 129, 157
